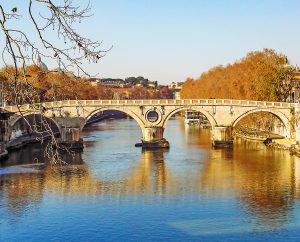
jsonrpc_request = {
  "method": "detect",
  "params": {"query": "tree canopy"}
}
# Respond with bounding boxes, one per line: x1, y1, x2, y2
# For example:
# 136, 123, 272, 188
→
181, 49, 293, 101
0, 65, 172, 103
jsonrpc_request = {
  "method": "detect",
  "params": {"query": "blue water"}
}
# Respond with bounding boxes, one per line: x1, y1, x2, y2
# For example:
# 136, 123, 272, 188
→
1, 119, 300, 241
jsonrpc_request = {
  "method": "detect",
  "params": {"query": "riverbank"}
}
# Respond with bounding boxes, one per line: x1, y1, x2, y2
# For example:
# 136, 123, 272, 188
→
0, 132, 60, 162
257, 137, 300, 158
234, 129, 284, 141
266, 138, 294, 150
234, 130, 300, 157
233, 129, 299, 152
6, 132, 60, 151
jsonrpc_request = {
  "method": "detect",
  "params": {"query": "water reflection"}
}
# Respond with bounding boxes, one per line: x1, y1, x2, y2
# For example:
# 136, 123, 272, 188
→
1, 120, 300, 233
201, 138, 300, 229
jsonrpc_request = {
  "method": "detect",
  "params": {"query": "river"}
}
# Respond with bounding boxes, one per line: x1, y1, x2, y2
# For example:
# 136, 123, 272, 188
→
1, 119, 300, 241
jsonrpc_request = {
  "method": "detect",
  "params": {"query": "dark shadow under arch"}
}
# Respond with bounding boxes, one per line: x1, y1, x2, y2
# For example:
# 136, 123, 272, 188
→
9, 114, 61, 140
83, 108, 145, 133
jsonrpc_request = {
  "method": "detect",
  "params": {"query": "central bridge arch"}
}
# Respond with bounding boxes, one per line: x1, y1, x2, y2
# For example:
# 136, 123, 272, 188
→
162, 106, 217, 128
84, 107, 146, 131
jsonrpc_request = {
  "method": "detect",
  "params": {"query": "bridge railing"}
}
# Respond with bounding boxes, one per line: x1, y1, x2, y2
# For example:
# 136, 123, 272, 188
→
0, 99, 296, 112
36, 99, 297, 108
43, 99, 295, 107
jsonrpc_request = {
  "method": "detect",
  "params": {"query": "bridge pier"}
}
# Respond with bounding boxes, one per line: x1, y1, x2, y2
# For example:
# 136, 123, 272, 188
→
60, 127, 84, 150
136, 127, 169, 148
53, 117, 85, 150
212, 126, 233, 147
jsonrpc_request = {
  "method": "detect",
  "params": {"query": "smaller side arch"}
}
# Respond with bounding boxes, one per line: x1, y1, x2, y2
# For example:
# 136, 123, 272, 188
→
231, 108, 291, 137
8, 112, 62, 140
162, 106, 217, 128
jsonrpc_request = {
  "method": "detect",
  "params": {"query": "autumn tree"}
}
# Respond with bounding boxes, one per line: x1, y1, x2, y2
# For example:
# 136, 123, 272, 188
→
181, 49, 294, 102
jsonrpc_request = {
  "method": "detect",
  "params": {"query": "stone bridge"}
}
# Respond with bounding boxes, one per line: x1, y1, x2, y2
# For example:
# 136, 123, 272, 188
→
1, 99, 299, 148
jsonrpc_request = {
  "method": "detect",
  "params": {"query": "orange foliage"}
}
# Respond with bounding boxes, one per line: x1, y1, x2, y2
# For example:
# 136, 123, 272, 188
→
1, 65, 172, 104
181, 49, 291, 101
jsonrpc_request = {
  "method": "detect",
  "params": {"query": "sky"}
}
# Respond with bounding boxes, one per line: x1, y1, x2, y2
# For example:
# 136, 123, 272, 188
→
1, 0, 300, 84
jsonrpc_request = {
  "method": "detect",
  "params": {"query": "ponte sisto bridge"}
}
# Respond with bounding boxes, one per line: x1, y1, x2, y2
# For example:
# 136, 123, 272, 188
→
1, 99, 299, 148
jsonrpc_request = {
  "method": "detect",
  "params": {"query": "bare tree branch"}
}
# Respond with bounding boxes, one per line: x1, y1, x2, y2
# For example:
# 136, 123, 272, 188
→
0, 0, 110, 165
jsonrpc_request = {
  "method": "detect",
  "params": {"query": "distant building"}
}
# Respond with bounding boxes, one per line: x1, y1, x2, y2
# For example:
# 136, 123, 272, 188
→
89, 77, 159, 89
90, 79, 101, 86
90, 78, 125, 88
168, 82, 183, 90
289, 68, 300, 102
168, 82, 184, 99
174, 92, 181, 100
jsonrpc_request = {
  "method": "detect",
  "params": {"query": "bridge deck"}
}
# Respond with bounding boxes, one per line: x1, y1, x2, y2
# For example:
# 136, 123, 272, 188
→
0, 99, 295, 113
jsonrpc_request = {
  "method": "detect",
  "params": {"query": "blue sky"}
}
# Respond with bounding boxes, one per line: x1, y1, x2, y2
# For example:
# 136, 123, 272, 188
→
1, 0, 300, 84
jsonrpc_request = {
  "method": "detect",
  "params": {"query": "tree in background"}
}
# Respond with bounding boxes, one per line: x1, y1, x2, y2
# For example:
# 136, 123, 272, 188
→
0, 0, 110, 164
0, 65, 114, 103
181, 49, 293, 102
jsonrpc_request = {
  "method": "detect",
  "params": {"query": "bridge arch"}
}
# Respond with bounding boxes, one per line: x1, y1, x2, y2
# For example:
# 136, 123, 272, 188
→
162, 106, 217, 128
232, 108, 291, 137
84, 107, 146, 131
8, 113, 61, 140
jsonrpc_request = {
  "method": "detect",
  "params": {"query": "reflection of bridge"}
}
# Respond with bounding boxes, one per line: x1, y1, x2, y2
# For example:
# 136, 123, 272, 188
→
1, 99, 299, 147
3, 147, 300, 225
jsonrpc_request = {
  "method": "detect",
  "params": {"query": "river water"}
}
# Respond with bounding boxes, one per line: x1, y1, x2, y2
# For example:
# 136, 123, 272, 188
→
1, 119, 300, 241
